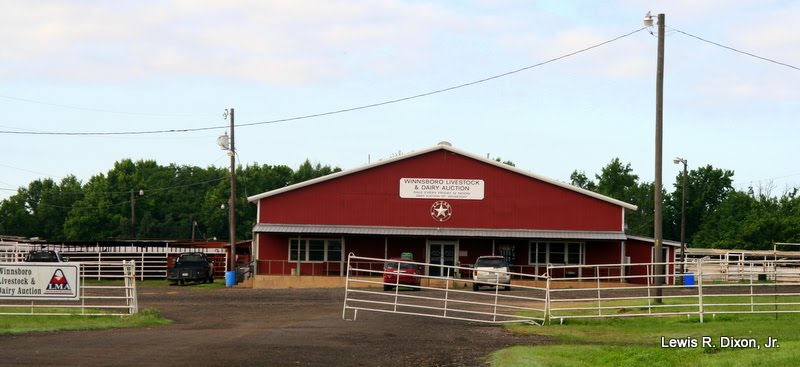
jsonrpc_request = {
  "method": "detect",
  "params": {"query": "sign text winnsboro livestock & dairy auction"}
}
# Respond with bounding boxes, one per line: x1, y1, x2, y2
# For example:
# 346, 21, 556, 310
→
0, 264, 80, 300
399, 178, 485, 200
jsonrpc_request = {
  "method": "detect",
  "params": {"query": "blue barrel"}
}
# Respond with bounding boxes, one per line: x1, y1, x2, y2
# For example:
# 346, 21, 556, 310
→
683, 272, 695, 287
225, 271, 237, 287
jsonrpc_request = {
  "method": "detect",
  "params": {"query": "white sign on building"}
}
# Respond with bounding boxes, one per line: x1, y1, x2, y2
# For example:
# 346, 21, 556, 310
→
399, 178, 485, 200
0, 263, 80, 300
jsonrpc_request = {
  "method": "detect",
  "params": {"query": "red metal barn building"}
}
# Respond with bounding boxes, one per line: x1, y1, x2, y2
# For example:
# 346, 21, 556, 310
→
248, 143, 676, 284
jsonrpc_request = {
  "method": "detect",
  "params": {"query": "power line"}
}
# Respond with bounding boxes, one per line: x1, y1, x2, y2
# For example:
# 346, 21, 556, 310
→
0, 124, 223, 136
20, 176, 229, 210
4, 176, 228, 197
738, 172, 800, 186
670, 28, 800, 71
0, 27, 647, 137
239, 27, 648, 129
0, 94, 216, 117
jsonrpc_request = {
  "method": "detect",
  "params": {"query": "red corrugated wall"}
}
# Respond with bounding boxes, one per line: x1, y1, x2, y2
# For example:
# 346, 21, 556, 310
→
626, 239, 675, 285
257, 150, 623, 231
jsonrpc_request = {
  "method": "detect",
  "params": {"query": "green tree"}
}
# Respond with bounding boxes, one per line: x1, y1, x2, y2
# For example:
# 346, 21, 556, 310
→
665, 165, 734, 244
200, 161, 338, 241
625, 182, 657, 237
493, 157, 516, 167
594, 158, 639, 203
569, 170, 595, 191
63, 160, 227, 240
0, 176, 83, 240
570, 160, 666, 238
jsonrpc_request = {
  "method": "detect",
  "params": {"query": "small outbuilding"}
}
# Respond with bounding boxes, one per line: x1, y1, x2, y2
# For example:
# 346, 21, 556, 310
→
247, 143, 675, 283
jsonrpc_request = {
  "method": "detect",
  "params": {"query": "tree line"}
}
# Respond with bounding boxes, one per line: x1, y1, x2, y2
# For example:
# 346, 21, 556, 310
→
0, 159, 340, 241
571, 158, 800, 250
1, 157, 797, 250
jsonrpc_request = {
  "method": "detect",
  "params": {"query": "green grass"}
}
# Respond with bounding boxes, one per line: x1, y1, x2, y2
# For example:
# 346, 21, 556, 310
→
82, 278, 225, 290
548, 295, 800, 318
0, 308, 171, 335
493, 313, 800, 366
490, 342, 800, 367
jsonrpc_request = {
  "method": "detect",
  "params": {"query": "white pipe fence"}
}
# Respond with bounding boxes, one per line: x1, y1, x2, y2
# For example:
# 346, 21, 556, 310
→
343, 255, 548, 325
0, 245, 227, 281
0, 261, 139, 316
342, 254, 800, 325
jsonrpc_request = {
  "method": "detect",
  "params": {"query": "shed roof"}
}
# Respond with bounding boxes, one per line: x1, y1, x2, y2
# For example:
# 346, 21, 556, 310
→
626, 235, 681, 247
247, 143, 637, 210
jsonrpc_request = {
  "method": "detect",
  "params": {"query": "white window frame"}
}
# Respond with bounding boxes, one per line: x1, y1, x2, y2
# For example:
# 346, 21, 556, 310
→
289, 238, 343, 262
528, 241, 585, 265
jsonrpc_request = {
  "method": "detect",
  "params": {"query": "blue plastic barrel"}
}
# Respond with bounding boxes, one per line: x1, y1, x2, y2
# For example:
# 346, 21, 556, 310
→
683, 272, 695, 287
225, 271, 237, 287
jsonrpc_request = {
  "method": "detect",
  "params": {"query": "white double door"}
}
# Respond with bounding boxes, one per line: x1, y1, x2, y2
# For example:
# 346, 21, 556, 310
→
427, 241, 457, 277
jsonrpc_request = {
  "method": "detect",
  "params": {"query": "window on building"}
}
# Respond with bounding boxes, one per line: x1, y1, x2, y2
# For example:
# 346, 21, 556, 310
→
529, 241, 584, 265
288, 239, 343, 262
327, 240, 342, 262
308, 240, 325, 261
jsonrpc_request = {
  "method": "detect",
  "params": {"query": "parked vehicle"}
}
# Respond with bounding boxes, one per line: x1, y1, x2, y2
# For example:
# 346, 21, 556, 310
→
168, 252, 214, 285
24, 250, 68, 262
472, 256, 511, 291
383, 258, 422, 291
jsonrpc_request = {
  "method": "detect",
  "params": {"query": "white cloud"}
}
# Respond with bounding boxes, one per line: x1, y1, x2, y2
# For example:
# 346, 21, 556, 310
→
693, 75, 798, 101
0, 0, 473, 84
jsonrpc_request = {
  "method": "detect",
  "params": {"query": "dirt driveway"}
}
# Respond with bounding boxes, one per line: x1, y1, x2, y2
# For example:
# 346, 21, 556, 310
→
0, 285, 549, 366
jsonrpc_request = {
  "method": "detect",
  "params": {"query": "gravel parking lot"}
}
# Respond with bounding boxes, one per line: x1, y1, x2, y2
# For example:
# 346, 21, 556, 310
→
0, 284, 550, 366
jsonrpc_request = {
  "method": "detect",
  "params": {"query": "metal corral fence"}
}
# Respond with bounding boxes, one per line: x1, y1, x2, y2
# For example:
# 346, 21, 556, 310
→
343, 254, 800, 325
549, 259, 800, 323
342, 255, 548, 325
0, 243, 227, 280
0, 261, 138, 316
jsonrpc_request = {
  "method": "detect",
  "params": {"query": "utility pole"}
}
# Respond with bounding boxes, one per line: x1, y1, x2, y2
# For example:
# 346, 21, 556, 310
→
130, 189, 143, 238
228, 108, 237, 273
652, 13, 666, 301
130, 189, 136, 238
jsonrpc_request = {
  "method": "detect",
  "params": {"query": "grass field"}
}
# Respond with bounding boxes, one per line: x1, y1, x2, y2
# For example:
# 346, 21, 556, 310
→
83, 278, 225, 290
0, 308, 170, 335
492, 312, 800, 366
0, 278, 215, 334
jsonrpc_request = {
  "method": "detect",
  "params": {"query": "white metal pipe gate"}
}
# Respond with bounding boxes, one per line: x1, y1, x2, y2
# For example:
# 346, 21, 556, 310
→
343, 255, 547, 325
343, 254, 800, 325
0, 261, 139, 316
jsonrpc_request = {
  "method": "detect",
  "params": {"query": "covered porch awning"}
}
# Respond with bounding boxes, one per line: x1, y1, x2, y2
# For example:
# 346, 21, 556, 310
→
252, 223, 627, 241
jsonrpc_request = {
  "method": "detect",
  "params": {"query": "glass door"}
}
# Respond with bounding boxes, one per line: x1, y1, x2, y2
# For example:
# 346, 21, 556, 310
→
428, 242, 456, 277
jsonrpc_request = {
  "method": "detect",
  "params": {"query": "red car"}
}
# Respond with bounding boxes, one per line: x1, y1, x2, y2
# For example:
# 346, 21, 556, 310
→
383, 258, 422, 291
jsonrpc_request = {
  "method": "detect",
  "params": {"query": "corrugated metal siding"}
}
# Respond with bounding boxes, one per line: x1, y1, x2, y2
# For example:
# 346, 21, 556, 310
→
258, 150, 624, 231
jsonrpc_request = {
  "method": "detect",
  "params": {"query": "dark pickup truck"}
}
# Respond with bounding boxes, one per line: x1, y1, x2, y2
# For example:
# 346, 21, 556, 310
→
24, 250, 68, 262
168, 252, 215, 285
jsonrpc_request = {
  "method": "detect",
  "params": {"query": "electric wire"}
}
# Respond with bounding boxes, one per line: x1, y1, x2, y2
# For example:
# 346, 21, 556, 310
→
7, 176, 228, 197
0, 27, 647, 136
0, 94, 216, 117
670, 27, 800, 71
23, 176, 229, 210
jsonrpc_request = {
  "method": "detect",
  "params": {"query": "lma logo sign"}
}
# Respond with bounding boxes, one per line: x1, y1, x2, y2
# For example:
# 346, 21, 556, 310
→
44, 269, 72, 294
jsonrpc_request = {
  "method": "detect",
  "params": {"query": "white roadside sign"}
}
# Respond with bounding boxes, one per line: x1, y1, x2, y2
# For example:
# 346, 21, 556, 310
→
0, 263, 80, 300
399, 178, 485, 200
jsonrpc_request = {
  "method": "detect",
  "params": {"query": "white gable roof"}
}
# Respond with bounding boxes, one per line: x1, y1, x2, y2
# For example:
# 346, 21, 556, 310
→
247, 143, 638, 211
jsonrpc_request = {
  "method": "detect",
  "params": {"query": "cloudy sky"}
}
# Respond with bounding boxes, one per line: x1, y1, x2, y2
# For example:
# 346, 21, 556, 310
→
0, 0, 798, 201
